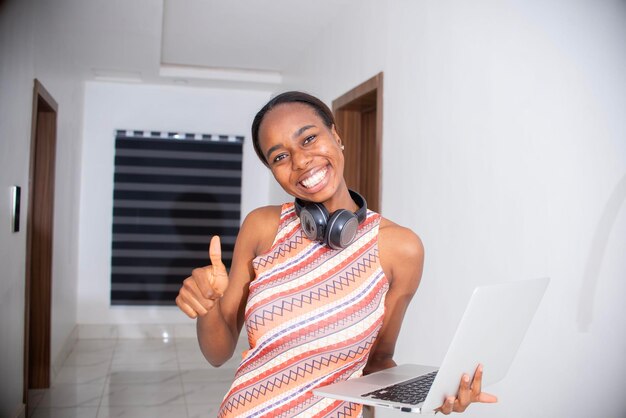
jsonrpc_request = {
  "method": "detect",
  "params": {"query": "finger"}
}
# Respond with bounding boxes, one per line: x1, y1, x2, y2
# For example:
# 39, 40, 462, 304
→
209, 235, 225, 269
175, 296, 198, 319
191, 268, 216, 299
457, 374, 471, 410
208, 236, 229, 296
180, 280, 214, 314
179, 290, 209, 317
211, 266, 229, 297
446, 397, 456, 414
477, 392, 498, 404
438, 397, 455, 415
470, 364, 484, 397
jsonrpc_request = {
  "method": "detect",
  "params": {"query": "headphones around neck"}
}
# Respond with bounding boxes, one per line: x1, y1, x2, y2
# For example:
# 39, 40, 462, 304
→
294, 190, 367, 250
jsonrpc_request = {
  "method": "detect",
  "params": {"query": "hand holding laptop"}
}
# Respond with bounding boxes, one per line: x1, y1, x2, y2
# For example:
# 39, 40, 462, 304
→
313, 278, 549, 414
434, 364, 497, 415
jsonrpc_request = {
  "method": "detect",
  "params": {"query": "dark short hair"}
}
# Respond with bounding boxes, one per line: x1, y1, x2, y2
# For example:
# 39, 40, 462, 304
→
251, 91, 336, 167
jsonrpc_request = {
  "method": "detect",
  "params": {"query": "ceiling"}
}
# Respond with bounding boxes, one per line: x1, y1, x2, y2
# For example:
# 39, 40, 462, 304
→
74, 0, 358, 88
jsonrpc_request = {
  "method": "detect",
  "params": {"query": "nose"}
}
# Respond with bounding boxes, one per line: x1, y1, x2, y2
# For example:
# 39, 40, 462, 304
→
291, 149, 312, 170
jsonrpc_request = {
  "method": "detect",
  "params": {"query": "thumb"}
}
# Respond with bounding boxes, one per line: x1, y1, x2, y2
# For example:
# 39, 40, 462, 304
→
477, 392, 498, 404
209, 235, 225, 269
208, 235, 229, 295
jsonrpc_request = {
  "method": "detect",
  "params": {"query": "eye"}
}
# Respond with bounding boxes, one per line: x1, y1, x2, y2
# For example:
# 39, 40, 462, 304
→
303, 135, 316, 145
272, 153, 288, 164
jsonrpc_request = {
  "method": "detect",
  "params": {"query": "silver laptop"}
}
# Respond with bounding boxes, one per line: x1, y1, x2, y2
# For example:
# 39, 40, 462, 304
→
313, 277, 550, 414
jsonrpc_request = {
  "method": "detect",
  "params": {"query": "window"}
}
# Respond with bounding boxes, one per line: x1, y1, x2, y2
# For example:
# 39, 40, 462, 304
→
110, 130, 243, 305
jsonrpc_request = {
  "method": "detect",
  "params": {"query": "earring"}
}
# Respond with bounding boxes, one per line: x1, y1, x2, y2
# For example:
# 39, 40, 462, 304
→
340, 144, 345, 151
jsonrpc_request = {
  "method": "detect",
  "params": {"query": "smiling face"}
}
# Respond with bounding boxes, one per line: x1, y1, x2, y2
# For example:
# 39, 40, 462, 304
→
258, 102, 350, 209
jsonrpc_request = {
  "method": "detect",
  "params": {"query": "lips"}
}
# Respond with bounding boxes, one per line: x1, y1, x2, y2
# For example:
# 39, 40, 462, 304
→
299, 166, 328, 189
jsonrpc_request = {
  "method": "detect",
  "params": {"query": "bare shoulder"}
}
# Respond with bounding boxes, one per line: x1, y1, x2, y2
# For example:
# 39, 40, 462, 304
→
244, 205, 282, 225
378, 217, 424, 287
378, 217, 424, 259
240, 205, 283, 256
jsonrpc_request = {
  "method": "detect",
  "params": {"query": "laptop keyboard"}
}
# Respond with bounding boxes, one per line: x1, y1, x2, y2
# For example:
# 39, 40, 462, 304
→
361, 370, 438, 405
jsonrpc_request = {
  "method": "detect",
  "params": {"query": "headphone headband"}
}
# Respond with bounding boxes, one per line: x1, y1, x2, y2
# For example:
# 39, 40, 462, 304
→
294, 189, 367, 222
294, 190, 368, 250
348, 189, 367, 224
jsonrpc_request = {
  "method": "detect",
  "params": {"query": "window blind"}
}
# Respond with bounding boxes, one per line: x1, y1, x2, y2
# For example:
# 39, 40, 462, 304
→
111, 130, 243, 305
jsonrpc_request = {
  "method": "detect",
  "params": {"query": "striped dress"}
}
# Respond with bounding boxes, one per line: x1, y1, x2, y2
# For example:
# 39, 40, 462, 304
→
218, 203, 389, 418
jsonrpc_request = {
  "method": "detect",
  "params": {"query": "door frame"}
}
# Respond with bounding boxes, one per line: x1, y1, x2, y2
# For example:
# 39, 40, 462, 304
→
23, 79, 58, 405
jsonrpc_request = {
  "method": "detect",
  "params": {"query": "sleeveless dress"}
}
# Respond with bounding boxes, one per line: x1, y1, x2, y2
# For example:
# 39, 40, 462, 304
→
218, 203, 389, 418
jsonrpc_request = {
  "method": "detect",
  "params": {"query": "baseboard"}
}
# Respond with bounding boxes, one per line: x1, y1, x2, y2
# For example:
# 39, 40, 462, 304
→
13, 403, 25, 418
51, 325, 78, 379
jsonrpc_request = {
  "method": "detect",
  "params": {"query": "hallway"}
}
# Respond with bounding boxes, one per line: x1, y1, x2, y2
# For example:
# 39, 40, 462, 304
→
28, 338, 238, 417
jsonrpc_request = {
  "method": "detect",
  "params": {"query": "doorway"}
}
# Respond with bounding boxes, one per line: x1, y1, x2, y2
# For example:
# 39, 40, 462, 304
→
333, 72, 383, 213
23, 79, 57, 406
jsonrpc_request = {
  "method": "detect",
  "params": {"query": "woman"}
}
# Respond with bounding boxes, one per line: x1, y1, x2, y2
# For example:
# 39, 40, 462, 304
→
176, 92, 496, 417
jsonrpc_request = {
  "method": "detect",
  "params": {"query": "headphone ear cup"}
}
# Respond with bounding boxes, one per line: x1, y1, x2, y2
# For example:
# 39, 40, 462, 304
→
298, 203, 329, 242
325, 210, 360, 250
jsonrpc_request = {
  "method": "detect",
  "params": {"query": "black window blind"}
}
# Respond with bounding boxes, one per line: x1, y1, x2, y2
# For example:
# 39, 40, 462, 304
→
111, 130, 243, 305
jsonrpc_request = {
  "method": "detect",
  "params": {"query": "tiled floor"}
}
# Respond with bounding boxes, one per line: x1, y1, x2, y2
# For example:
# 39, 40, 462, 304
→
28, 338, 241, 418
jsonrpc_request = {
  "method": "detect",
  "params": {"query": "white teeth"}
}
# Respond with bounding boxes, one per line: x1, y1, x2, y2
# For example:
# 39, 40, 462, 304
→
301, 168, 327, 188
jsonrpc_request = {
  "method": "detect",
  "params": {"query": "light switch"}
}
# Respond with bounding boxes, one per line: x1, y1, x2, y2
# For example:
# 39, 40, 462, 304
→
11, 186, 21, 233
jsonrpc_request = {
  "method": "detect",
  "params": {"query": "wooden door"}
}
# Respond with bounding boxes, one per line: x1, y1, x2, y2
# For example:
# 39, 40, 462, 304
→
333, 73, 383, 213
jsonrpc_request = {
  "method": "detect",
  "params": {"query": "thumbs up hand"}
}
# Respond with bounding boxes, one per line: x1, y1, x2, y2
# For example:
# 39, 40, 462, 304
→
206, 235, 229, 297
176, 236, 230, 319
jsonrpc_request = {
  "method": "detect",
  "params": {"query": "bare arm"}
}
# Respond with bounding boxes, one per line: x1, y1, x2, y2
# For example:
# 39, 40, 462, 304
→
176, 206, 280, 366
363, 219, 497, 415
364, 219, 424, 374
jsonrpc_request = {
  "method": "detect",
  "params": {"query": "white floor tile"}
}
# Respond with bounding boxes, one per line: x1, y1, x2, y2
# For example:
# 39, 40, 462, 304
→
37, 384, 103, 408
174, 324, 197, 339
111, 356, 179, 369
114, 339, 176, 351
186, 403, 220, 418
112, 340, 177, 367
179, 366, 236, 384
182, 380, 231, 405
78, 324, 118, 340
28, 390, 47, 416
101, 380, 185, 407
176, 345, 212, 365
31, 336, 239, 417
63, 350, 113, 368
117, 324, 176, 339
72, 339, 117, 352
53, 364, 110, 386
174, 338, 201, 349
96, 404, 188, 418
107, 369, 182, 385
108, 362, 180, 375
30, 407, 99, 418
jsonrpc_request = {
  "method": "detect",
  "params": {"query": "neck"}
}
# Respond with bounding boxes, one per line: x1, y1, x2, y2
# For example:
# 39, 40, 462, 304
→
323, 186, 358, 213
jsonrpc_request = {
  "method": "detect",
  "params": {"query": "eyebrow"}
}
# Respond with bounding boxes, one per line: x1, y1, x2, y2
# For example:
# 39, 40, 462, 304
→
265, 143, 284, 161
292, 124, 316, 139
264, 124, 317, 160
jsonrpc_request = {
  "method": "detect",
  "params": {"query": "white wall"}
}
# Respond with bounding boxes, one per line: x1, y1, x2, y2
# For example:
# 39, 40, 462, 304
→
77, 82, 272, 326
284, 0, 626, 417
33, 0, 87, 377
0, 0, 85, 415
0, 2, 36, 414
